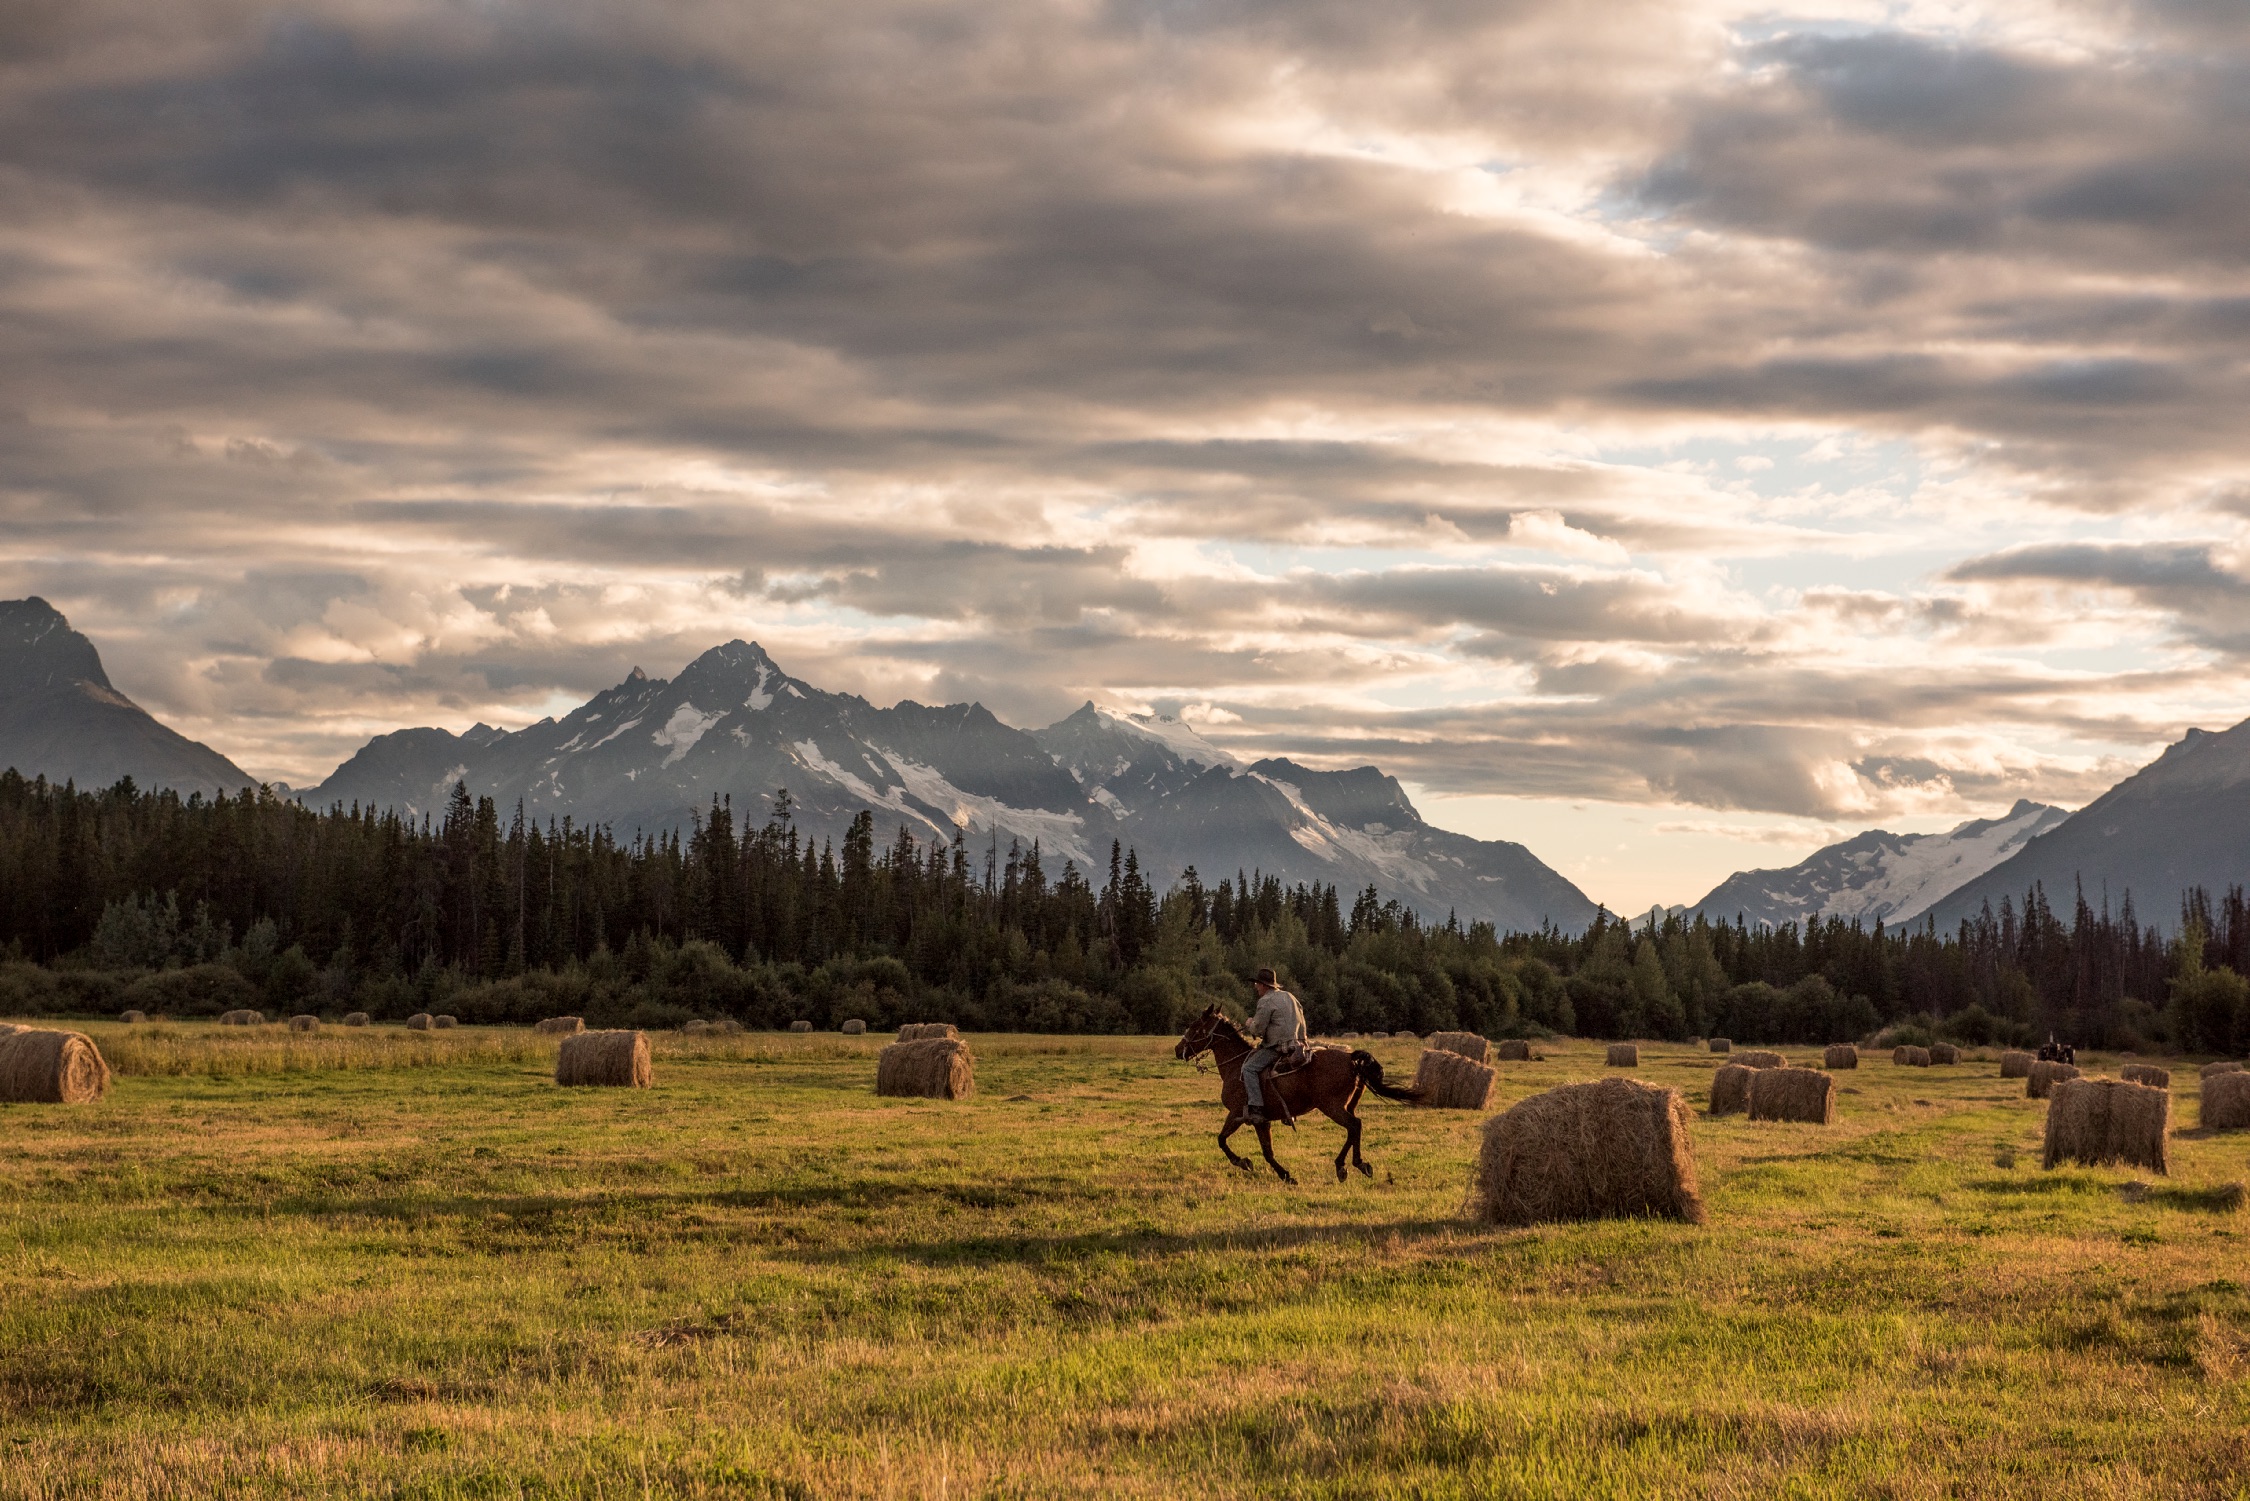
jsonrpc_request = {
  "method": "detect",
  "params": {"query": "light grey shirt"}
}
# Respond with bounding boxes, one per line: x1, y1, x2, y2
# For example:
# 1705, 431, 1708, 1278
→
1249, 988, 1305, 1049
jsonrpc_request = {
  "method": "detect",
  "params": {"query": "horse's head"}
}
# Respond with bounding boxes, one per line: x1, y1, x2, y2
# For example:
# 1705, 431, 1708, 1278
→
1175, 1005, 1227, 1062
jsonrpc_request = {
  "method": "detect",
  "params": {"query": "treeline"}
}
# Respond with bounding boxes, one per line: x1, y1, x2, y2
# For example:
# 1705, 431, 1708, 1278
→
0, 770, 2246, 1052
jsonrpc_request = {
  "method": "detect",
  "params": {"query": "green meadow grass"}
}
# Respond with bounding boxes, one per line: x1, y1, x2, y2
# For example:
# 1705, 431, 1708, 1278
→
3, 1024, 2248, 1499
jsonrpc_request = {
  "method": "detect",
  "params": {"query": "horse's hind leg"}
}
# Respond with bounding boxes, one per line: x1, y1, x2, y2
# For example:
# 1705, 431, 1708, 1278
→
1347, 1111, 1372, 1178
1217, 1117, 1255, 1173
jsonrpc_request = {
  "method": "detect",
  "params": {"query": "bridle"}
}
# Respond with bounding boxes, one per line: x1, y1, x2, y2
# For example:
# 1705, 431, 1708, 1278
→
1174, 1007, 1245, 1070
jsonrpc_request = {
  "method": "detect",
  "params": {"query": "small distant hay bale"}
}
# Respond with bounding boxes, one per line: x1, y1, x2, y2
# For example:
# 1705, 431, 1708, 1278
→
2000, 1050, 2034, 1078
1709, 1063, 1753, 1117
680, 1019, 712, 1035
344, 1012, 371, 1027
555, 1029, 653, 1088
219, 1009, 264, 1027
2203, 1071, 2250, 1131
1894, 1045, 1931, 1067
897, 1022, 958, 1041
2027, 1060, 2080, 1098
841, 1018, 868, 1036
534, 1016, 584, 1036
1928, 1043, 1959, 1064
1736, 1050, 1787, 1070
711, 1018, 743, 1035
1748, 1066, 1835, 1125
1468, 1077, 1705, 1228
406, 1013, 435, 1031
1606, 1043, 1639, 1068
288, 1014, 319, 1033
876, 1037, 975, 1100
1370, 1031, 1391, 1039
1823, 1044, 1858, 1070
118, 1009, 147, 1024
2121, 1063, 2170, 1089
1428, 1030, 1489, 1063
1708, 1038, 1732, 1054
788, 1020, 813, 1033
433, 1015, 458, 1030
1413, 1047, 1495, 1110
2043, 1078, 2169, 1174
2201, 1060, 2244, 1079
1495, 1039, 1533, 1062
0, 1028, 112, 1104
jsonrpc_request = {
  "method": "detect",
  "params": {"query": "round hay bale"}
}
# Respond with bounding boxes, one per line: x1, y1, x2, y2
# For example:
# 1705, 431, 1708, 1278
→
876, 1037, 974, 1099
1893, 1045, 1931, 1067
1928, 1043, 1959, 1065
1709, 1063, 1753, 1117
1494, 1039, 1533, 1062
288, 1014, 319, 1033
2044, 1077, 2169, 1174
1605, 1043, 1639, 1068
2027, 1059, 2080, 1098
1413, 1047, 1495, 1110
534, 1016, 585, 1036
555, 1029, 653, 1088
710, 1018, 744, 1035
406, 1013, 435, 1031
118, 1009, 147, 1024
2201, 1060, 2244, 1079
680, 1019, 712, 1036
219, 1009, 264, 1027
841, 1018, 868, 1036
1395, 1031, 1419, 1041
2121, 1063, 2170, 1089
897, 1022, 957, 1041
1823, 1044, 1858, 1070
1370, 1031, 1391, 1040
432, 1015, 458, 1030
1708, 1038, 1732, 1054
0, 1028, 111, 1104
2203, 1071, 2250, 1131
788, 1020, 813, 1033
2000, 1050, 2034, 1078
1748, 1066, 1835, 1124
1428, 1030, 1490, 1063
1735, 1050, 1787, 1070
343, 1012, 371, 1027
1468, 1077, 1705, 1227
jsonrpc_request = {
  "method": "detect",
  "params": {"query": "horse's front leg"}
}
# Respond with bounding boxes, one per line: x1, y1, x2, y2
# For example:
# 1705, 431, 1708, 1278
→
1216, 1115, 1256, 1173
1252, 1122, 1296, 1184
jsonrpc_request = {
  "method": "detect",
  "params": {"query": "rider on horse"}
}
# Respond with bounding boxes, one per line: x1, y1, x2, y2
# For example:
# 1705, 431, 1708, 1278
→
1241, 967, 1305, 1125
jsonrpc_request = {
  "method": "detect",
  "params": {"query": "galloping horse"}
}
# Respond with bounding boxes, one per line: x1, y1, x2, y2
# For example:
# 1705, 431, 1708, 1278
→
1173, 1005, 1421, 1183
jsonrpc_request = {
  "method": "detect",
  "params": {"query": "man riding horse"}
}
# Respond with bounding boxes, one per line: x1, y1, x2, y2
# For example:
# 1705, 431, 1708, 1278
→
1241, 967, 1304, 1125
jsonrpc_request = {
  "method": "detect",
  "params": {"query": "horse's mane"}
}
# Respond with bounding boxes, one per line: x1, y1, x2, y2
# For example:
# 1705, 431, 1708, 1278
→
1204, 1010, 1253, 1048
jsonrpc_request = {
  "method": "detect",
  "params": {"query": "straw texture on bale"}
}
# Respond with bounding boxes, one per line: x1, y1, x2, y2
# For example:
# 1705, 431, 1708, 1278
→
534, 1016, 584, 1036
119, 1009, 146, 1024
2043, 1078, 2169, 1174
2027, 1060, 2080, 1098
1495, 1039, 1533, 1061
405, 1013, 434, 1031
0, 1023, 15, 1035
1736, 1050, 1787, 1070
344, 1012, 370, 1027
2000, 1050, 2034, 1078
288, 1014, 319, 1033
1823, 1044, 1858, 1069
2202, 1060, 2244, 1078
1708, 1038, 1732, 1053
555, 1030, 653, 1088
1708, 1063, 1753, 1116
1428, 1030, 1490, 1063
2121, 1063, 2170, 1089
219, 1010, 263, 1026
1928, 1043, 1959, 1064
876, 1037, 975, 1099
1893, 1045, 1931, 1067
680, 1019, 712, 1035
433, 1015, 458, 1030
1469, 1078, 1705, 1227
1412, 1047, 1495, 1110
898, 1022, 959, 1041
0, 1028, 111, 1104
2203, 1071, 2250, 1130
788, 1020, 813, 1033
711, 1019, 743, 1034
841, 1018, 867, 1035
1748, 1066, 1836, 1124
1604, 1043, 1639, 1067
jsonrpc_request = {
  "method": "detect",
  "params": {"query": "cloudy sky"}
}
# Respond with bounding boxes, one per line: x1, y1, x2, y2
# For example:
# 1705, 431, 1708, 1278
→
5, 0, 2249, 910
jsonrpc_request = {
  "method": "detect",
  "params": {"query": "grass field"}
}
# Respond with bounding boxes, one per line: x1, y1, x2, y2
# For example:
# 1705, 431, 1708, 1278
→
4, 1023, 2249, 1499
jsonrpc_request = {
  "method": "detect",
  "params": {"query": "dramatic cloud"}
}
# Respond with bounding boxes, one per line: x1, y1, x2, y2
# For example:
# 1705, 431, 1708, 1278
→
3, 0, 2248, 905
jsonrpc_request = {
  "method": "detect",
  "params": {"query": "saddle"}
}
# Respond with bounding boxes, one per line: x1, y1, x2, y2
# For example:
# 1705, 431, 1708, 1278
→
1271, 1041, 1315, 1078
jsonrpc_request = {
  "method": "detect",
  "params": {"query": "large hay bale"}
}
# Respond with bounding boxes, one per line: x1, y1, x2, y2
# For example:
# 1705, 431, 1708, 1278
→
2203, 1071, 2250, 1131
118, 1009, 147, 1024
1823, 1044, 1858, 1070
898, 1022, 958, 1041
711, 1019, 744, 1035
344, 1012, 371, 1027
2000, 1050, 2034, 1078
2027, 1060, 2080, 1098
1708, 1063, 1753, 1116
1748, 1066, 1835, 1125
1413, 1047, 1495, 1110
1468, 1077, 1705, 1228
841, 1018, 868, 1036
534, 1016, 584, 1036
555, 1030, 653, 1088
2201, 1060, 2244, 1079
406, 1012, 434, 1031
0, 1028, 111, 1104
680, 1019, 712, 1036
287, 1014, 319, 1033
2121, 1063, 2170, 1089
1605, 1043, 1639, 1068
788, 1020, 813, 1033
219, 1009, 264, 1027
1736, 1050, 1787, 1070
1428, 1030, 1490, 1063
1495, 1039, 1533, 1061
433, 1015, 458, 1030
1893, 1045, 1931, 1067
876, 1037, 974, 1099
2043, 1078, 2169, 1174
1928, 1043, 1959, 1064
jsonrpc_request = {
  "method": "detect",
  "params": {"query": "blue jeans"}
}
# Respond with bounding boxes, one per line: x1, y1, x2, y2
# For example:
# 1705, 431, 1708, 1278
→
1242, 1046, 1279, 1113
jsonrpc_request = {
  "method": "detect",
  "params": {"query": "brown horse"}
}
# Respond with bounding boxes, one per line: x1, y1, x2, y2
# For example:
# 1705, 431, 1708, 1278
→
1173, 1005, 1422, 1183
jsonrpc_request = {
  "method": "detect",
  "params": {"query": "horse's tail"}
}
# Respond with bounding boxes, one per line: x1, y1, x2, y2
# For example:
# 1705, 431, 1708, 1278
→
1350, 1048, 1422, 1102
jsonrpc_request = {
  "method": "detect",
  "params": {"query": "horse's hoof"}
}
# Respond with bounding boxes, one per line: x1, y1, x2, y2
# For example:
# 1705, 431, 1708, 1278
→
1355, 1161, 1374, 1179
1334, 1163, 1348, 1182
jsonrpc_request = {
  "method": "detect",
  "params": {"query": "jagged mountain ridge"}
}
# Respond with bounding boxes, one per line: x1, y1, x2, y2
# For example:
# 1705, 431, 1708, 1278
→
0, 597, 254, 797
308, 641, 1601, 932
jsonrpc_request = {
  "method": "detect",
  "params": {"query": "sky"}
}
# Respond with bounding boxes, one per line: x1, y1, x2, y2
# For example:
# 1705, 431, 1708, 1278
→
5, 0, 2250, 914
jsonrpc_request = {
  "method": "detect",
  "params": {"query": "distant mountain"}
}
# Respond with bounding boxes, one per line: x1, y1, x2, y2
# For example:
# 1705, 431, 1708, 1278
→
1682, 799, 2070, 929
1921, 719, 2250, 932
308, 643, 1600, 932
0, 597, 254, 797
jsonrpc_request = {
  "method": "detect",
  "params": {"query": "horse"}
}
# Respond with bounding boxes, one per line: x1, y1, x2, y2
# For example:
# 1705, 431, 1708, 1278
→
1173, 1005, 1422, 1184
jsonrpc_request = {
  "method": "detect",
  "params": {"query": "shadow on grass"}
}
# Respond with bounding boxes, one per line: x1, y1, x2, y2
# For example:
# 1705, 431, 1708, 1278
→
775, 1215, 1473, 1271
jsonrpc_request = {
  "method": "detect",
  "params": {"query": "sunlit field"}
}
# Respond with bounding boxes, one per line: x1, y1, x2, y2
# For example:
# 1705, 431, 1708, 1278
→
4, 1022, 2248, 1499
